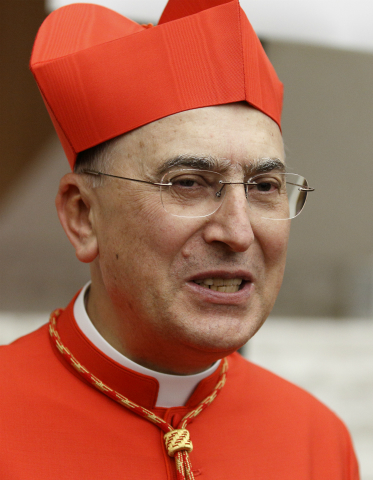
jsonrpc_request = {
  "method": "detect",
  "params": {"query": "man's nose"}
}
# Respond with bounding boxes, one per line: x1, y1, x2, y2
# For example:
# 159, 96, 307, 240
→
202, 185, 255, 252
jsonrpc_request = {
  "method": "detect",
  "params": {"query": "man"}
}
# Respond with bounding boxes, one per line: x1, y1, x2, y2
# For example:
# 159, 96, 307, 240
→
0, 0, 358, 479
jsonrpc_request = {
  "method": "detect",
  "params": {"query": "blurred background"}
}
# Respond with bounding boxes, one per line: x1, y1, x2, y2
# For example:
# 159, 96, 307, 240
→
0, 0, 372, 478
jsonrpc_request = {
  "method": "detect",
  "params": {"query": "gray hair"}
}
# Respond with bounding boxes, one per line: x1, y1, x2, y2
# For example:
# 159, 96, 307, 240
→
74, 138, 119, 187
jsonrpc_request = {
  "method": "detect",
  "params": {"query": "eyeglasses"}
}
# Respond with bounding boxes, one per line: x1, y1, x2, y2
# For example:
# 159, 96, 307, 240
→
82, 169, 314, 220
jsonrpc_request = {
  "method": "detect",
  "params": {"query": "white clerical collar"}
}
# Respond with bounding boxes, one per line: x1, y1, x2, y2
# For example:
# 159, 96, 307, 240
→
74, 282, 220, 408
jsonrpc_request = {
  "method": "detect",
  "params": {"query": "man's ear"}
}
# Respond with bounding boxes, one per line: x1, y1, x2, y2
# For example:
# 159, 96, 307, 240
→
56, 173, 99, 263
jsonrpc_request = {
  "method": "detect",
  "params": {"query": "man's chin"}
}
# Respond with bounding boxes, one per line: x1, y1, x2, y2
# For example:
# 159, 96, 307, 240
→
175, 316, 264, 356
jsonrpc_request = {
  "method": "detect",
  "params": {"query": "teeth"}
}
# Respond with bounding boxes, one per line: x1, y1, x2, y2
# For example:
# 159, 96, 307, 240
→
194, 278, 243, 292
210, 285, 240, 293
195, 278, 243, 286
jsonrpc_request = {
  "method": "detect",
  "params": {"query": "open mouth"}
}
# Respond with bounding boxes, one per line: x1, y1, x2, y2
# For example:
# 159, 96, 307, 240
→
193, 278, 244, 293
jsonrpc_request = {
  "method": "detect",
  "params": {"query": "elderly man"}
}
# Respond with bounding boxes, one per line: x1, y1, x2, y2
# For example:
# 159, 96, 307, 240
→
0, 0, 358, 479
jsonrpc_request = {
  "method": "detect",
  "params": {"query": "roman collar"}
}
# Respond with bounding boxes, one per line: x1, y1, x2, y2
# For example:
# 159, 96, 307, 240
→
53, 286, 222, 411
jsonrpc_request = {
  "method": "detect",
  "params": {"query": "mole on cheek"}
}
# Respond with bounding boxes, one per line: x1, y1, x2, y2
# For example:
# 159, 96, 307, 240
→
116, 254, 119, 260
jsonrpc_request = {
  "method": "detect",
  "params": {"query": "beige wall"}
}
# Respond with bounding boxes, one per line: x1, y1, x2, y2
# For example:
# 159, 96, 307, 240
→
267, 42, 373, 317
0, 139, 89, 312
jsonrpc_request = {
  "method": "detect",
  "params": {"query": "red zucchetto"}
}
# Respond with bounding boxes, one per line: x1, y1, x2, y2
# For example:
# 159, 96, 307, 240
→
30, 0, 283, 169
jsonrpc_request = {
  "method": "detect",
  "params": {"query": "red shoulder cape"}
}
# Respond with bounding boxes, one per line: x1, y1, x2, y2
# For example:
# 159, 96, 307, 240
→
0, 295, 359, 479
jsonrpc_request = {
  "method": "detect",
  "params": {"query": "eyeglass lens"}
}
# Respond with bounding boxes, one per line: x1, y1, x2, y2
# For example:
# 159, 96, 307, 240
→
159, 169, 309, 219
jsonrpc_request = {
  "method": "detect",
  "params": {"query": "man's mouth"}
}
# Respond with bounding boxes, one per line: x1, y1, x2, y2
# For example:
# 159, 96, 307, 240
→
193, 278, 243, 293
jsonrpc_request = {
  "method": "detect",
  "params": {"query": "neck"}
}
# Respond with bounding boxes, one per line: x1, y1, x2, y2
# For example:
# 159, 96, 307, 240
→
85, 275, 222, 375
74, 282, 221, 407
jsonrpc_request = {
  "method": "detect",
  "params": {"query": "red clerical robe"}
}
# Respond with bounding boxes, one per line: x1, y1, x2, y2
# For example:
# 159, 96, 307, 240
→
0, 295, 359, 479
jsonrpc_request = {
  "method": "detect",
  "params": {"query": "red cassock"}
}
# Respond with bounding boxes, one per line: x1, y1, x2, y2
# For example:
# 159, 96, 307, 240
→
0, 295, 359, 479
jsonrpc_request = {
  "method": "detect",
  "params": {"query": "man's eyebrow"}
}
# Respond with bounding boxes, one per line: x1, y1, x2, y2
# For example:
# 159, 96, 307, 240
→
245, 158, 286, 175
155, 155, 231, 176
154, 155, 285, 177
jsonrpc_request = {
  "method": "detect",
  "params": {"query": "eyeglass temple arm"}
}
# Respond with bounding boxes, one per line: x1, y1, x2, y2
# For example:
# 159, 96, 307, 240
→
83, 170, 314, 192
81, 170, 172, 186
218, 180, 315, 192
285, 182, 315, 191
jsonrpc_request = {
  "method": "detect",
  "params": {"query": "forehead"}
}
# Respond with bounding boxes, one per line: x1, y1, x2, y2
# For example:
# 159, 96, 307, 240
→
111, 103, 284, 173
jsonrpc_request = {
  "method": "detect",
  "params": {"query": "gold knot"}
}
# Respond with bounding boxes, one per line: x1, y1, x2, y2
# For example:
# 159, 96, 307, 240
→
164, 429, 193, 457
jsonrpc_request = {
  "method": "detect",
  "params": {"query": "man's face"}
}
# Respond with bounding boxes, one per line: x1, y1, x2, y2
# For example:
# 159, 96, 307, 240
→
89, 103, 289, 370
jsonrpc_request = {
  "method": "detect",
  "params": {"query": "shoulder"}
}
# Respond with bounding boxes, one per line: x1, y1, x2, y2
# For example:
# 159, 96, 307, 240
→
202, 353, 360, 479
225, 352, 351, 434
0, 301, 78, 383
0, 323, 61, 391
228, 351, 326, 402
0, 323, 50, 363
222, 353, 358, 471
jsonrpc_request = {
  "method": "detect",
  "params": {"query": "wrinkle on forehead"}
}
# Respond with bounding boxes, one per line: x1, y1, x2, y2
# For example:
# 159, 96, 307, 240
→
108, 104, 285, 178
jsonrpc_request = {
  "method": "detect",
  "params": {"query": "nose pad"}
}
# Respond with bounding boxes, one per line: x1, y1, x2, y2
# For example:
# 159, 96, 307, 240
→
218, 182, 250, 207
217, 181, 250, 201
216, 182, 225, 199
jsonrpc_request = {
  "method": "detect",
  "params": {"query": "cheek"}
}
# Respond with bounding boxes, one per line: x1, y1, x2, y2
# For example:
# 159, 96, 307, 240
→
254, 222, 290, 311
256, 220, 290, 267
96, 194, 198, 277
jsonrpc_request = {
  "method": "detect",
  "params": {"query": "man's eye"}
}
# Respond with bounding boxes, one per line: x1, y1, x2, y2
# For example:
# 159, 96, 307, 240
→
249, 176, 283, 193
256, 181, 277, 192
175, 179, 198, 187
171, 176, 207, 187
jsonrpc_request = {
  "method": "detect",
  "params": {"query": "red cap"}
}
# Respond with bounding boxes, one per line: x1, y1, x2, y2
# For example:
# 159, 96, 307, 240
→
30, 0, 283, 169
